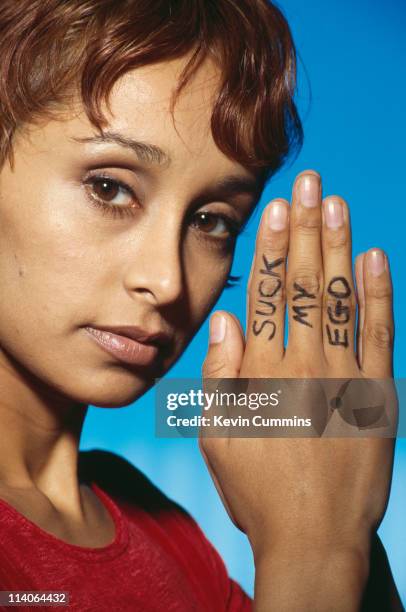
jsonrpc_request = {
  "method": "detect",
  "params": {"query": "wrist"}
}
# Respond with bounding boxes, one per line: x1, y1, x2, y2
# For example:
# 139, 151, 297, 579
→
253, 541, 371, 612
248, 520, 372, 566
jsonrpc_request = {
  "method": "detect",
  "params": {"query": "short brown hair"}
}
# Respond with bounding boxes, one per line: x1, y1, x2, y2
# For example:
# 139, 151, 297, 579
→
0, 0, 302, 184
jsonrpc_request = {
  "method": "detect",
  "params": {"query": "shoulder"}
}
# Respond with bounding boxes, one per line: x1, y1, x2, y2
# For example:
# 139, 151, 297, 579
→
78, 449, 252, 610
78, 448, 185, 515
78, 448, 217, 555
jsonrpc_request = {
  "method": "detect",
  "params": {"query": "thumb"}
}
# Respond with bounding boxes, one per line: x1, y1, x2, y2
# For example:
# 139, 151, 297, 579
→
202, 311, 244, 379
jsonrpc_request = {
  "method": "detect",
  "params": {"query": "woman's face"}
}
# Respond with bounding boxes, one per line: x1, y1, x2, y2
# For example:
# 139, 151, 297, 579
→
0, 56, 259, 407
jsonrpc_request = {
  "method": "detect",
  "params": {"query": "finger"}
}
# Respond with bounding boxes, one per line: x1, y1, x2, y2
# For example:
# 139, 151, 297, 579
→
202, 311, 244, 379
245, 257, 255, 333
200, 312, 244, 485
354, 252, 366, 368
321, 195, 358, 367
285, 171, 324, 358
361, 249, 394, 377
245, 198, 289, 366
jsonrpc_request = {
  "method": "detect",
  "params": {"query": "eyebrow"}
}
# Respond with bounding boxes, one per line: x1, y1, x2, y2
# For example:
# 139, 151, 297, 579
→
72, 130, 260, 199
71, 131, 260, 198
72, 131, 171, 167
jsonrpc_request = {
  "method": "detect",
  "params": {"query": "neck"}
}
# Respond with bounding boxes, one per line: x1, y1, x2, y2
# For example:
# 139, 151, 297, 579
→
0, 350, 88, 509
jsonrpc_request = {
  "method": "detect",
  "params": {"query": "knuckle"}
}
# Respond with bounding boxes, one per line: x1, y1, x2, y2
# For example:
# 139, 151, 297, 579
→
364, 322, 394, 350
293, 216, 321, 233
290, 359, 323, 378
324, 229, 348, 250
287, 270, 322, 301
323, 293, 357, 316
202, 357, 228, 378
261, 234, 287, 258
247, 245, 286, 299
366, 281, 392, 301
253, 276, 285, 305
268, 284, 286, 305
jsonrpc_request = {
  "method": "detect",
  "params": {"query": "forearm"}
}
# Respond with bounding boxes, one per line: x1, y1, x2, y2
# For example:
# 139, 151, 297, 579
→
252, 534, 404, 612
253, 545, 369, 612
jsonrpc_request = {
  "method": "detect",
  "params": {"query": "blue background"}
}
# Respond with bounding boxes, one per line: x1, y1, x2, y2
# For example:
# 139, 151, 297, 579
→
81, 0, 406, 603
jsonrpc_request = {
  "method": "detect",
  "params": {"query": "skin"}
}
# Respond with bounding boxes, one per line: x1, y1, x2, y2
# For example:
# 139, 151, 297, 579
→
0, 53, 400, 607
0, 55, 257, 545
201, 173, 399, 609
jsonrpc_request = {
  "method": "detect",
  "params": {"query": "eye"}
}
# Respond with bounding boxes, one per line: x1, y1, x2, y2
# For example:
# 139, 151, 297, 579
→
190, 210, 241, 240
84, 174, 140, 217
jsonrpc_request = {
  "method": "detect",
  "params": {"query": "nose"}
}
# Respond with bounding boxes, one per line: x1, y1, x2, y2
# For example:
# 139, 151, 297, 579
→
123, 219, 184, 307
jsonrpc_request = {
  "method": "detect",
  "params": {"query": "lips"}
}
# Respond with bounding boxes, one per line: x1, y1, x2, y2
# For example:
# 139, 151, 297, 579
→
92, 324, 172, 347
84, 325, 167, 367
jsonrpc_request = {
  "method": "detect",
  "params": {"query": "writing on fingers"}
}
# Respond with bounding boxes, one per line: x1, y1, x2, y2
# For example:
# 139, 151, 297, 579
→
252, 254, 284, 340
292, 282, 317, 328
325, 276, 352, 348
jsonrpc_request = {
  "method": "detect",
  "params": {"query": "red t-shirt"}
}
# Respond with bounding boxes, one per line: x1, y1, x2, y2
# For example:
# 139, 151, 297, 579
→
0, 450, 252, 611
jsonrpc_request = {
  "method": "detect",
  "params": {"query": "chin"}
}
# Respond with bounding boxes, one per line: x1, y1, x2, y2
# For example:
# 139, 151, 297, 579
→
87, 369, 160, 408
67, 383, 151, 409
45, 363, 160, 409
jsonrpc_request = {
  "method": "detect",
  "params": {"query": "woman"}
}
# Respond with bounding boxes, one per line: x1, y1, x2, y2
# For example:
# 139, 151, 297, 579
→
0, 0, 401, 610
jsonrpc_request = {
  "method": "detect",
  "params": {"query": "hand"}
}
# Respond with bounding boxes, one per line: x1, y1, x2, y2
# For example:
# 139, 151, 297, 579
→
200, 170, 397, 610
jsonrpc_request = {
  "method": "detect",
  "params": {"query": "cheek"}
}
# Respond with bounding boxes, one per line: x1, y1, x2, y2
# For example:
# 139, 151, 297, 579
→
0, 195, 134, 404
0, 194, 99, 343
185, 255, 231, 326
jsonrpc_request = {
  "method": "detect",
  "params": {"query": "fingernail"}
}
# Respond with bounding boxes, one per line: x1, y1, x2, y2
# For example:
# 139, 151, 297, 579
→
268, 200, 288, 231
324, 198, 344, 229
298, 173, 320, 208
209, 313, 226, 344
367, 249, 385, 277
